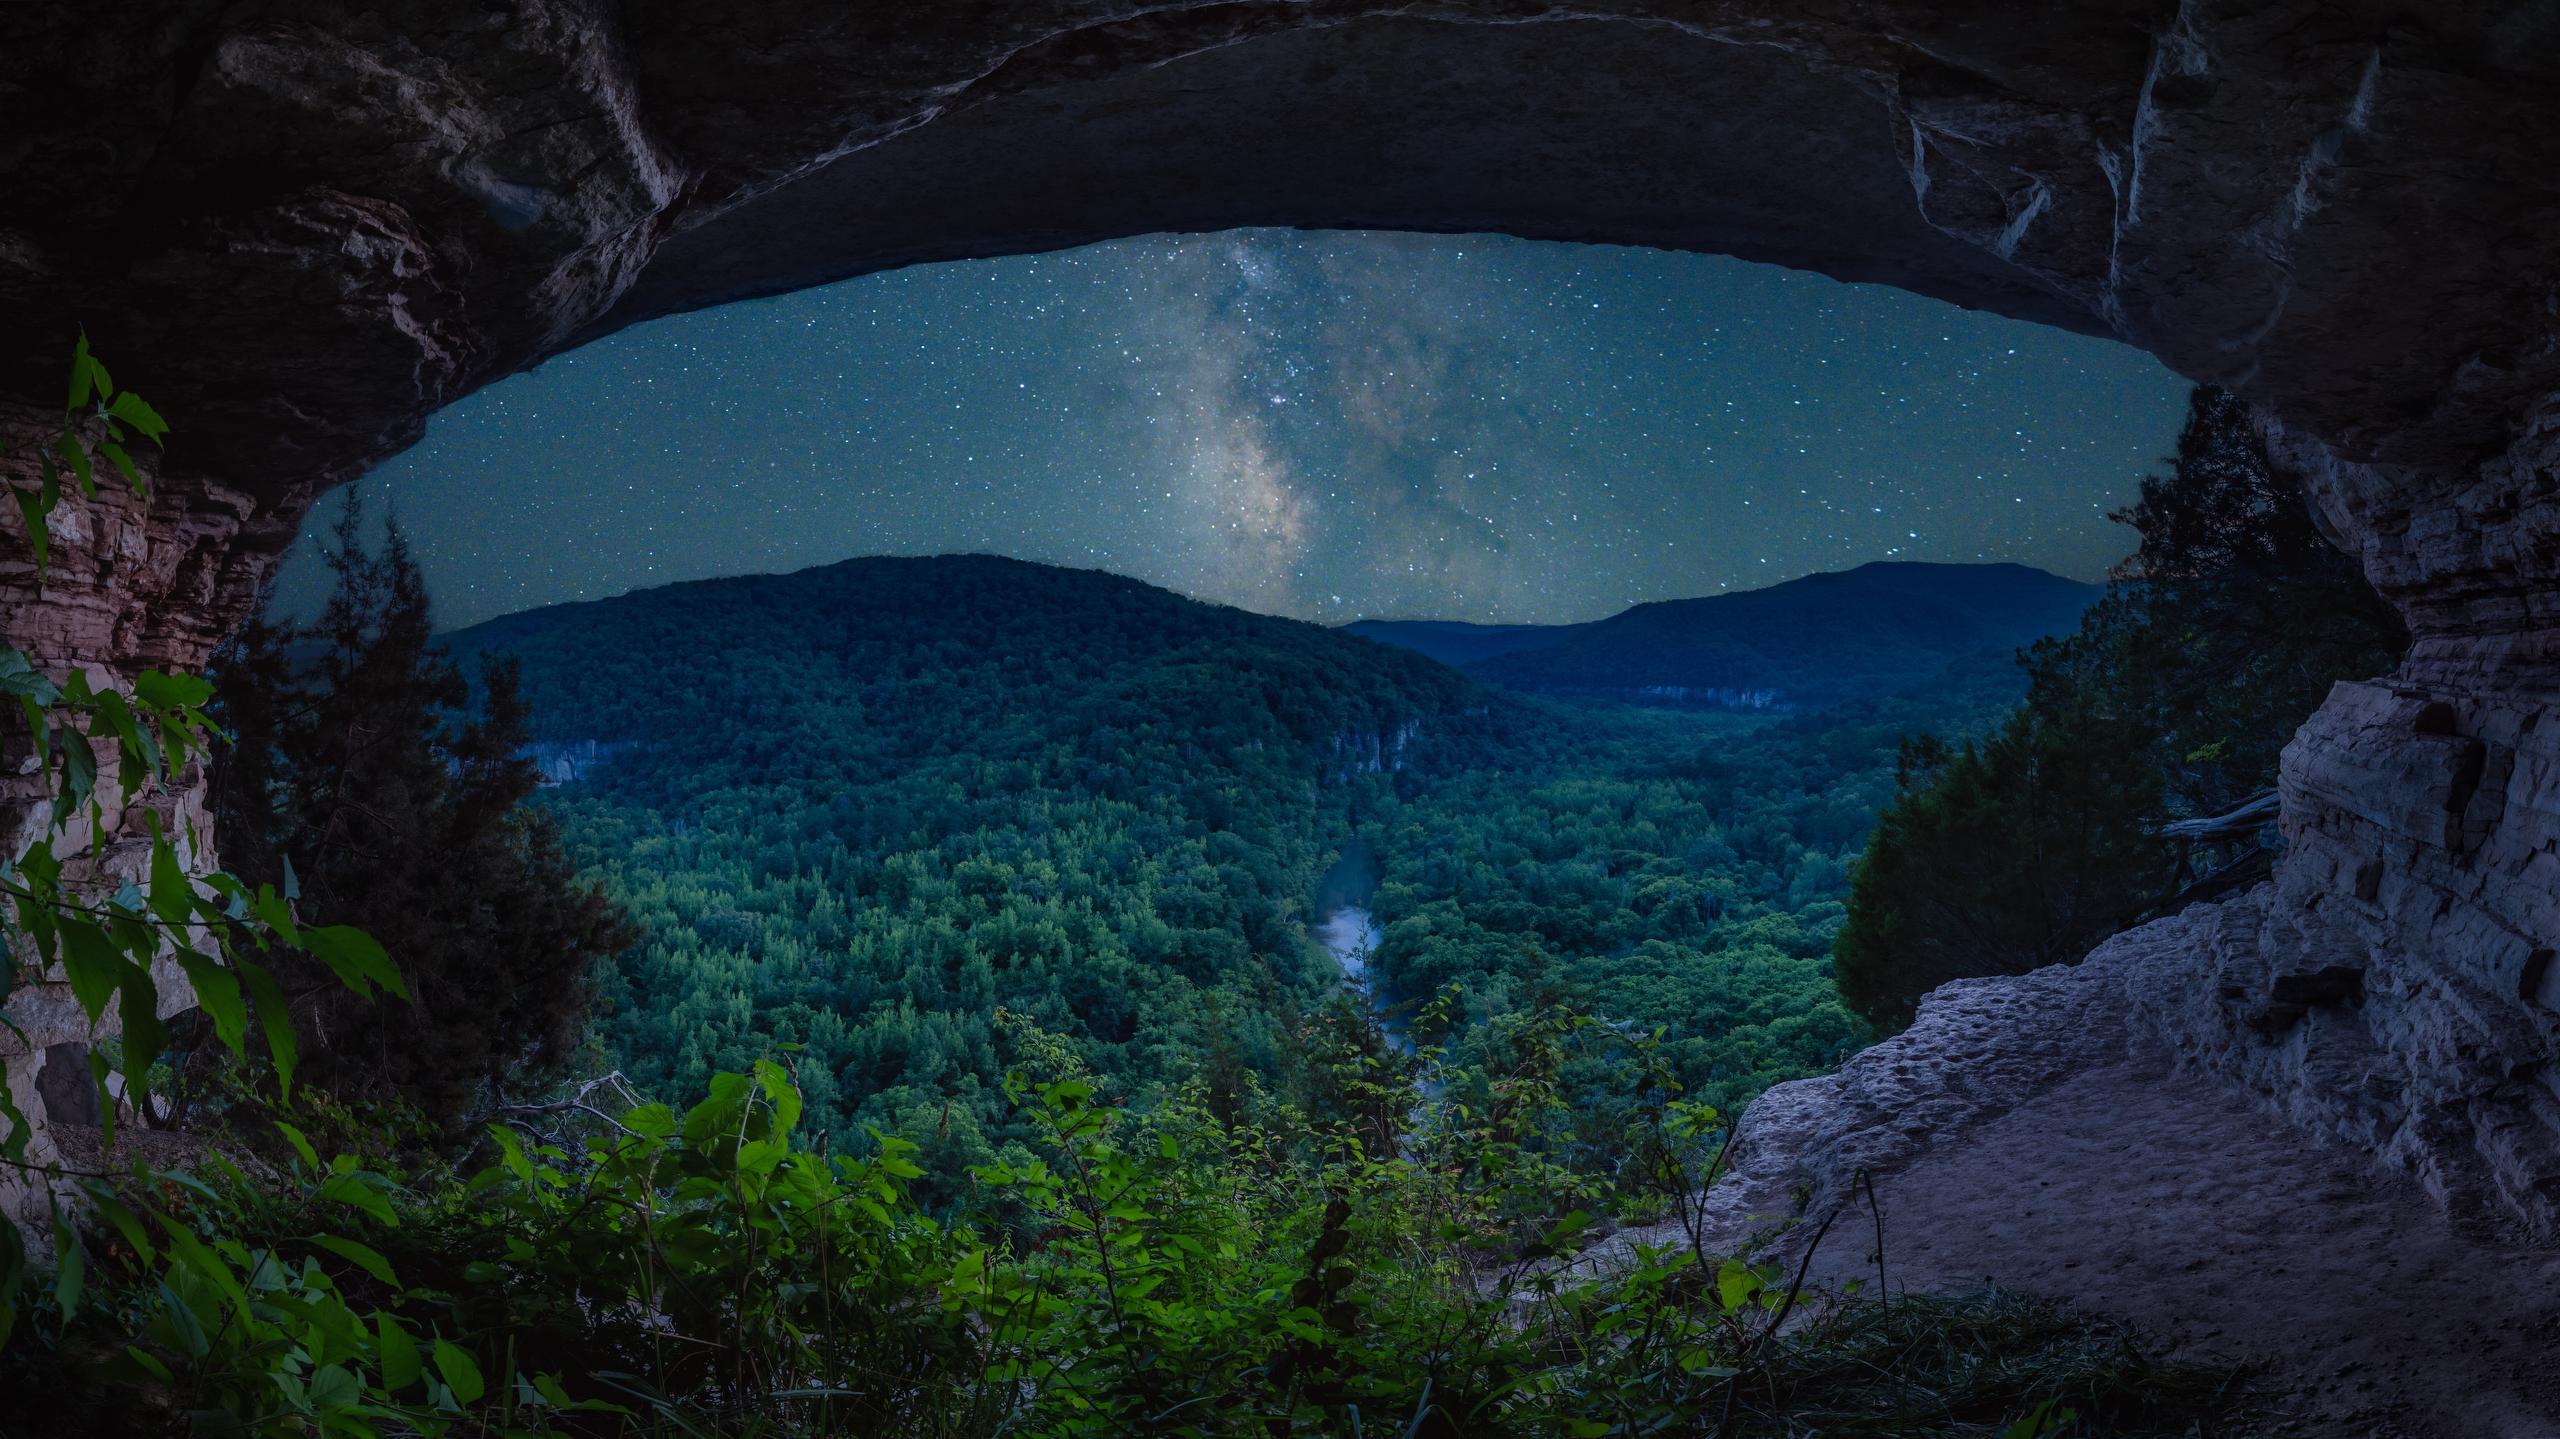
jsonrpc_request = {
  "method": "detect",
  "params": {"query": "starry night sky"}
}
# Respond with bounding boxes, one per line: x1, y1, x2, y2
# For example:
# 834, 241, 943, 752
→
273, 230, 2190, 630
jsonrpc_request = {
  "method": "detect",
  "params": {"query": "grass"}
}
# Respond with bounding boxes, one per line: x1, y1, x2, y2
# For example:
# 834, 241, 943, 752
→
1735, 1288, 2240, 1436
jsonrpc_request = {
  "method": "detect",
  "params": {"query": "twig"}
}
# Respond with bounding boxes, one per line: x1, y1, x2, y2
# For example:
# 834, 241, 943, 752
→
1859, 1168, 1887, 1314
1716, 1196, 1849, 1437
488, 1070, 647, 1140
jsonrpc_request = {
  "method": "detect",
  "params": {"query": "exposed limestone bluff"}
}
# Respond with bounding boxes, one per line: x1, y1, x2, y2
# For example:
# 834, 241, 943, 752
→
3, 2, 2559, 1236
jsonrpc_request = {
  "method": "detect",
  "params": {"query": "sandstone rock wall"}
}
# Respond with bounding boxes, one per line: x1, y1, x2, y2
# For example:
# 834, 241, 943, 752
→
5, 0, 2560, 1226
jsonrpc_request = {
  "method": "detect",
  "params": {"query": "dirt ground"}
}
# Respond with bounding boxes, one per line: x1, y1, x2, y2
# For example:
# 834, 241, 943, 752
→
1587, 903, 2560, 1438
1811, 1060, 2560, 1437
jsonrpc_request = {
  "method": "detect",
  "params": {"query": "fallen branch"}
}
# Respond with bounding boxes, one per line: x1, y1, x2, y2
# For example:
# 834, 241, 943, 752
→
2151, 790, 2279, 843
487, 1070, 647, 1143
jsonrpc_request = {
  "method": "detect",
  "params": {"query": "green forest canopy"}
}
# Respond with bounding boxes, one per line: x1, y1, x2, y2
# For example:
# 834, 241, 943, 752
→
446, 554, 2048, 1189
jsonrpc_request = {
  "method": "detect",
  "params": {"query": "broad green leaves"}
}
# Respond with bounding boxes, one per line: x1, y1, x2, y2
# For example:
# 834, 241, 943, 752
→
307, 1236, 400, 1288
0, 340, 409, 1396
303, 925, 408, 1001
432, 1337, 486, 1405
56, 918, 123, 1024
131, 668, 211, 712
67, 331, 104, 411
15, 332, 166, 579
107, 389, 168, 448
317, 1171, 399, 1227
16, 1042, 2203, 1435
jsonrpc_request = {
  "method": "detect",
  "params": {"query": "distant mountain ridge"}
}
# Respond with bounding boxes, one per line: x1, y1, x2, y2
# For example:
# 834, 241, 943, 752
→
1330, 620, 1586, 669
440, 553, 1526, 785
1349, 561, 2099, 712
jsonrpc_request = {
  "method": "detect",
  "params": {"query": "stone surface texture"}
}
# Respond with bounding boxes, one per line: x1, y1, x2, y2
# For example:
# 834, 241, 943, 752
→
5, 2, 2560, 1230
1607, 903, 2560, 1434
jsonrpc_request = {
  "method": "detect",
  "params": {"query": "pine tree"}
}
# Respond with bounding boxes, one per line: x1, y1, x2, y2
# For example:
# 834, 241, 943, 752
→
209, 494, 634, 1131
1835, 387, 2407, 1031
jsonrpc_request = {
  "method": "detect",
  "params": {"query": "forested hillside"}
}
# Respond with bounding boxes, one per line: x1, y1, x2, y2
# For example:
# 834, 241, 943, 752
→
444, 556, 1527, 1174
1341, 617, 1588, 667
1357, 561, 2097, 711
446, 555, 2032, 1184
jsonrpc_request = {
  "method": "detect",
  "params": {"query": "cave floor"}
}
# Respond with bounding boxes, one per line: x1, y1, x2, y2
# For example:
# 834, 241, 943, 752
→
1782, 1061, 2560, 1438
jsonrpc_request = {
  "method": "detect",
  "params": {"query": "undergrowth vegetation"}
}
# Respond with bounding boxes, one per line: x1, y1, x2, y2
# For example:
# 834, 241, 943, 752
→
9, 1000, 2224, 1437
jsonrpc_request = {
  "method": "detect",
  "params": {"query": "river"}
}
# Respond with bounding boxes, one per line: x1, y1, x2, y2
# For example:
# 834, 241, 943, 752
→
1313, 836, 1412, 1053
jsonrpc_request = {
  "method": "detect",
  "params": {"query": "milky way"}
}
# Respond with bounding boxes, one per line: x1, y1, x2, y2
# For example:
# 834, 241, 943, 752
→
272, 230, 2190, 629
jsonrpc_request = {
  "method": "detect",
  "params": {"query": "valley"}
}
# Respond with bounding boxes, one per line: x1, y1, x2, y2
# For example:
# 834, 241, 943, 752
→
444, 553, 2092, 1198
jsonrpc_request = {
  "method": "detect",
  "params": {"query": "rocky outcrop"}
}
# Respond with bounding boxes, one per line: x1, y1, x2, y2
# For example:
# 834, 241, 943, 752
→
1654, 913, 2560, 1436
6, 2, 2560, 1226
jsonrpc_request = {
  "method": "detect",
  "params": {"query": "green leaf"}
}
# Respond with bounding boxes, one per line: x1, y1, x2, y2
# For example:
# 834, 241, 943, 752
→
148, 832, 192, 925
80, 1186, 151, 1266
274, 1120, 320, 1173
98, 440, 140, 495
50, 1213, 84, 1321
133, 669, 212, 712
433, 1338, 486, 1405
621, 1103, 675, 1140
251, 883, 293, 936
117, 968, 169, 1113
122, 1345, 173, 1381
1541, 1208, 1594, 1250
377, 1312, 422, 1391
1715, 1257, 1763, 1314
52, 725, 95, 825
303, 924, 407, 1001
306, 1362, 361, 1412
67, 334, 93, 411
13, 487, 48, 575
236, 959, 297, 1100
682, 1071, 751, 1148
316, 1172, 398, 1227
150, 1277, 209, 1358
0, 1083, 26, 1166
532, 1373, 579, 1408
154, 1216, 249, 1325
57, 918, 127, 1026
0, 649, 61, 705
2000, 1400, 2060, 1439
87, 685, 142, 761
54, 434, 93, 499
489, 1124, 533, 1182
16, 697, 45, 787
308, 1235, 400, 1289
107, 391, 167, 446
172, 950, 247, 1056
753, 1057, 801, 1135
